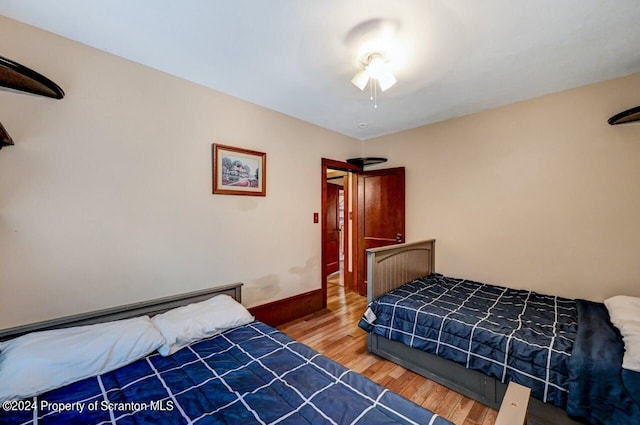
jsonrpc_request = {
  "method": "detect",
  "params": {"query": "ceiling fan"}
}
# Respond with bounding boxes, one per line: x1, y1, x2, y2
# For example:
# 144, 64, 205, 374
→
352, 53, 397, 92
351, 52, 397, 109
348, 18, 402, 109
0, 55, 65, 149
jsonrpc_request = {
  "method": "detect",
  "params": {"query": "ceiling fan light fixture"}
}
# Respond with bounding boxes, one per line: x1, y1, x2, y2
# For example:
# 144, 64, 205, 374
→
351, 52, 396, 106
365, 54, 396, 91
351, 70, 369, 91
364, 55, 387, 79
377, 72, 397, 92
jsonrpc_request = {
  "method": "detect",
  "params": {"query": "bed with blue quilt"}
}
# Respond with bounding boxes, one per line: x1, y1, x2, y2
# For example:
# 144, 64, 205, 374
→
0, 283, 452, 425
361, 240, 640, 425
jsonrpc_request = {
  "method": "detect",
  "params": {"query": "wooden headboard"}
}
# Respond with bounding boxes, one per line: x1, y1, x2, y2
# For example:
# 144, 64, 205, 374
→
0, 282, 243, 341
366, 239, 435, 302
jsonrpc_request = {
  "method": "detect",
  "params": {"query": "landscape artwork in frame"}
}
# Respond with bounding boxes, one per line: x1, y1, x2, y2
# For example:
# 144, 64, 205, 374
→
212, 144, 266, 196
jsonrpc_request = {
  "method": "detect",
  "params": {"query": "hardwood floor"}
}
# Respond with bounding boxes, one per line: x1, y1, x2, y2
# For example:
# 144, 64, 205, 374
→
278, 281, 498, 425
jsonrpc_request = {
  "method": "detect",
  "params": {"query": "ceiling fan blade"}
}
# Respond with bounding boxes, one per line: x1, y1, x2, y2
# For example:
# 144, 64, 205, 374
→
0, 55, 64, 99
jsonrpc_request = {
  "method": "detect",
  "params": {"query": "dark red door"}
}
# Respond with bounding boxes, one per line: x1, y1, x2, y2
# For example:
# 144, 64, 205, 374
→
357, 167, 405, 295
324, 182, 341, 275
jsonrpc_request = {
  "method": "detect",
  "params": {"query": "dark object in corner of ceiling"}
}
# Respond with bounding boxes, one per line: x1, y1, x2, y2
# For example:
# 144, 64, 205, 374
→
0, 55, 65, 99
346, 157, 388, 168
0, 121, 14, 149
0, 56, 65, 150
608, 105, 640, 125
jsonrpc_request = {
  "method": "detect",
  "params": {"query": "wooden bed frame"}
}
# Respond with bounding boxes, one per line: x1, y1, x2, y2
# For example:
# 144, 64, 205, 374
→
0, 283, 243, 341
366, 240, 583, 425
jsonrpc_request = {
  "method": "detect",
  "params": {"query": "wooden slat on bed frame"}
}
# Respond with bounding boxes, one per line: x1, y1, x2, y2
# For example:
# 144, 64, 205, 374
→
366, 239, 435, 302
0, 283, 243, 341
365, 240, 583, 425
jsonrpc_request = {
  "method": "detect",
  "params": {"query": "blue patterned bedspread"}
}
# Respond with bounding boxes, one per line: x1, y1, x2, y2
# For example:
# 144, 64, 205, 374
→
1, 321, 451, 425
359, 273, 578, 407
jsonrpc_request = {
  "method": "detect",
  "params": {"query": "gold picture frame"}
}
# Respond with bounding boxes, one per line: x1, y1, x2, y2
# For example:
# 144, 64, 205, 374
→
212, 144, 266, 196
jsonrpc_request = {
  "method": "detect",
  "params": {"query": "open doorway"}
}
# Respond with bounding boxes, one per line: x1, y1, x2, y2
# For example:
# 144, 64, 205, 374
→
325, 170, 347, 287
321, 158, 406, 309
321, 159, 360, 307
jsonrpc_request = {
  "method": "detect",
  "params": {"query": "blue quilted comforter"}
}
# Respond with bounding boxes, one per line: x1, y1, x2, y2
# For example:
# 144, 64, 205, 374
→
359, 274, 578, 408
1, 321, 452, 425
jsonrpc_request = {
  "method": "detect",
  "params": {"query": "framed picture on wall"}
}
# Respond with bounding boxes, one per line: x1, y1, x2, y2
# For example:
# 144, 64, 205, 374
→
212, 144, 266, 196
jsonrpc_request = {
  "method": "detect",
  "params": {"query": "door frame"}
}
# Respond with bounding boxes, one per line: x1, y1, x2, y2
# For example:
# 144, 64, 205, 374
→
321, 158, 361, 308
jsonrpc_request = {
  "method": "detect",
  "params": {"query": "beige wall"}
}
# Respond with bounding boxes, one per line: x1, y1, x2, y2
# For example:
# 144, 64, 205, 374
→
2, 16, 638, 330
365, 72, 640, 301
0, 17, 361, 328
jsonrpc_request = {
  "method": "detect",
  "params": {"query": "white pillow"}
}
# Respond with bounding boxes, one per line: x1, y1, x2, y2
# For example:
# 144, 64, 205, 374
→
605, 295, 640, 323
0, 316, 165, 402
604, 295, 640, 372
152, 294, 254, 356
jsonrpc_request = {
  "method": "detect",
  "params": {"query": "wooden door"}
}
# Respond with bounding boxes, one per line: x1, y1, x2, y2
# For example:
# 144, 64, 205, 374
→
357, 167, 405, 295
324, 182, 341, 275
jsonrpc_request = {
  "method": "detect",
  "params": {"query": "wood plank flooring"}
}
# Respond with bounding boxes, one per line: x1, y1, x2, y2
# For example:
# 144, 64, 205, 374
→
278, 281, 498, 425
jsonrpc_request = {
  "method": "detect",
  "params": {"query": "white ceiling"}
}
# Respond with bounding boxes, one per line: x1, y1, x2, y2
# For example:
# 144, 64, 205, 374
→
1, 0, 640, 140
